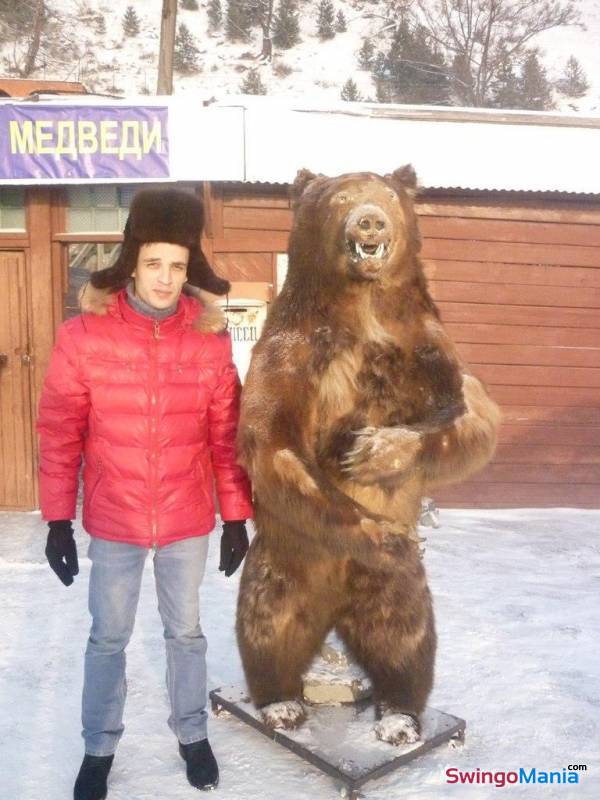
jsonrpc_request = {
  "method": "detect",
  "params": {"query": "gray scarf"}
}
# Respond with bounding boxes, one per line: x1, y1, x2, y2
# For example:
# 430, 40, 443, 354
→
126, 280, 178, 320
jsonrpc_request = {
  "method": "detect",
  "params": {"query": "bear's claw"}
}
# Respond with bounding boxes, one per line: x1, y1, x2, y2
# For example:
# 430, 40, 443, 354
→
260, 700, 307, 730
340, 426, 422, 483
374, 712, 421, 746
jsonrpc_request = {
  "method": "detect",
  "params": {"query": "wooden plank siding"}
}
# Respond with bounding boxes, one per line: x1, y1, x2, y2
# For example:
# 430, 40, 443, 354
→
212, 183, 600, 508
422, 197, 600, 508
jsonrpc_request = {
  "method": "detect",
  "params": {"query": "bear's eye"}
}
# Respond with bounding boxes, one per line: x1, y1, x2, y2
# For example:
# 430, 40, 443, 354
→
334, 193, 348, 204
388, 191, 398, 201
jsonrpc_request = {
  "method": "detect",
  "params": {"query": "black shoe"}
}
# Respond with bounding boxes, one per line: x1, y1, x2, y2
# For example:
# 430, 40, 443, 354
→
74, 754, 114, 800
179, 739, 219, 790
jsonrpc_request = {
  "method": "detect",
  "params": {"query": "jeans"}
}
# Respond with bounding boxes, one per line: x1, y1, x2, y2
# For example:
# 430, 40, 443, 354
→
82, 535, 210, 756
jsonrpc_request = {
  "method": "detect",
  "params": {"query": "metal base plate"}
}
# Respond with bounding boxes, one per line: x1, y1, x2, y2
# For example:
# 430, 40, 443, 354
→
210, 686, 465, 796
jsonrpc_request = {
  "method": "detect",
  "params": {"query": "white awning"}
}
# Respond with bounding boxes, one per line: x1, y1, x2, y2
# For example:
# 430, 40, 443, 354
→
226, 96, 600, 194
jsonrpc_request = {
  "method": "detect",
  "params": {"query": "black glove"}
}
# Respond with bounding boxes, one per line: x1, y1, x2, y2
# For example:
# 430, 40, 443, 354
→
219, 520, 249, 577
45, 520, 79, 587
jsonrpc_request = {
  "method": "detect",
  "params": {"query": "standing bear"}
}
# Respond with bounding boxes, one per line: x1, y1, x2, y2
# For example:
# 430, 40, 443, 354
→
236, 167, 500, 744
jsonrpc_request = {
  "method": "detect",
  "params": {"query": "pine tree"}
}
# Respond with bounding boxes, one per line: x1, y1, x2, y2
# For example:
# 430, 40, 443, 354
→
556, 56, 589, 98
341, 77, 362, 101
96, 16, 106, 35
489, 46, 521, 109
451, 53, 475, 105
273, 0, 300, 49
335, 10, 347, 33
372, 51, 387, 80
122, 6, 140, 37
381, 18, 449, 105
226, 0, 252, 41
518, 51, 553, 110
375, 79, 392, 103
385, 17, 411, 74
357, 39, 374, 70
174, 22, 200, 73
240, 68, 267, 94
208, 0, 223, 31
245, 0, 264, 27
0, 0, 36, 35
180, 0, 199, 9
316, 0, 335, 40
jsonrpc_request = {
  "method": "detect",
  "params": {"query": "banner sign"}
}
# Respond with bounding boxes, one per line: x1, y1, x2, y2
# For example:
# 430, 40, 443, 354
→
0, 105, 169, 180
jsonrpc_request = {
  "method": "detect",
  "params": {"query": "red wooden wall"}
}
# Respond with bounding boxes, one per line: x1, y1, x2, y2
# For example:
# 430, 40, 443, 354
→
208, 183, 600, 508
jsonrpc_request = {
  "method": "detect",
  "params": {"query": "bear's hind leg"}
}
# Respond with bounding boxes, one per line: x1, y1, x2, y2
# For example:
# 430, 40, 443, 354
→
236, 537, 339, 728
335, 546, 436, 744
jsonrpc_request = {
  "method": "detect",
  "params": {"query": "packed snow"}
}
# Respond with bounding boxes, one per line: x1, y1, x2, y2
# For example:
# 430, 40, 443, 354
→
0, 507, 598, 798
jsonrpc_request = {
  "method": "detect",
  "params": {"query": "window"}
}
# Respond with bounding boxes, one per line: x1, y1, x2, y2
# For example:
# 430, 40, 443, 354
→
65, 184, 198, 232
64, 241, 122, 319
0, 188, 26, 231
66, 186, 130, 233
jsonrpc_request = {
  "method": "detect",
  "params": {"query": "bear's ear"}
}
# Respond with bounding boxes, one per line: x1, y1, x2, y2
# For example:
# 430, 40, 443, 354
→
387, 164, 419, 198
291, 168, 320, 200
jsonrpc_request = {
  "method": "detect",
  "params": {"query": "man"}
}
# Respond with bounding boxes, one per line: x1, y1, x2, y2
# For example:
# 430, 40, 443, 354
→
37, 188, 253, 800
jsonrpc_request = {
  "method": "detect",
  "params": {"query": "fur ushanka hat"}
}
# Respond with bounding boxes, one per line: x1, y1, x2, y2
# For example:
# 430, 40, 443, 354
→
89, 188, 230, 295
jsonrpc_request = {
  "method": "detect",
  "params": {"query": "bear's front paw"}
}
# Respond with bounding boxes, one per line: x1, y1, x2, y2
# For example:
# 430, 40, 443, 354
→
260, 700, 307, 730
374, 712, 421, 746
340, 426, 422, 484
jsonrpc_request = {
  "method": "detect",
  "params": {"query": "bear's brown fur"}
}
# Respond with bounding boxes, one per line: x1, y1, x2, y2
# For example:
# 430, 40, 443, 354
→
236, 167, 501, 738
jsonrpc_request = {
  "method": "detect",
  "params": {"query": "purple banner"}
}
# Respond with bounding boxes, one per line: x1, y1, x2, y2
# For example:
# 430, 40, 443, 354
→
0, 105, 169, 180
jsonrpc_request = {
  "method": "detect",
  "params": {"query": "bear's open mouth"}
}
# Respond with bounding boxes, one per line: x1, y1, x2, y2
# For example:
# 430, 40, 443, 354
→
348, 240, 389, 260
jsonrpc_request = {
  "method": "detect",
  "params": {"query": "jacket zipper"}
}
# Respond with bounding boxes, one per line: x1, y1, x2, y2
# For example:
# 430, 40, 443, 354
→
150, 320, 160, 546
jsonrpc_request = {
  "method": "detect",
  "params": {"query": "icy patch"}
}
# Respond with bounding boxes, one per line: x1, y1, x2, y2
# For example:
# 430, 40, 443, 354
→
374, 713, 420, 746
261, 700, 306, 730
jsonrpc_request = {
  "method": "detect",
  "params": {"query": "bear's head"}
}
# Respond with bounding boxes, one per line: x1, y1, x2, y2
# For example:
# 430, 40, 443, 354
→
288, 166, 421, 287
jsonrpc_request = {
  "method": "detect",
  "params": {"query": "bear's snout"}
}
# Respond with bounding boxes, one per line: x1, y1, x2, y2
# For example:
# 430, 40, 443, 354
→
345, 204, 393, 277
346, 204, 391, 242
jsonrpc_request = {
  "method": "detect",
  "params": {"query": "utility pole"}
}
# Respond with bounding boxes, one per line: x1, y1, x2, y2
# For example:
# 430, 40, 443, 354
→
157, 0, 177, 94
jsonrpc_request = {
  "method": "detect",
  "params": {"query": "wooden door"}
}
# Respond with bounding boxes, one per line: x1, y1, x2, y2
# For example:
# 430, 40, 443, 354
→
0, 251, 35, 509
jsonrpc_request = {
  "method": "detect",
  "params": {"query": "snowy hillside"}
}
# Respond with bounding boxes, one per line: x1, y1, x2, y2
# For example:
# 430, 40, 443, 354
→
0, 0, 599, 111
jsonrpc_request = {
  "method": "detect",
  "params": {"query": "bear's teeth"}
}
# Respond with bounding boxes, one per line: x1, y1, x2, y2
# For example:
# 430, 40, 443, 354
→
354, 242, 386, 259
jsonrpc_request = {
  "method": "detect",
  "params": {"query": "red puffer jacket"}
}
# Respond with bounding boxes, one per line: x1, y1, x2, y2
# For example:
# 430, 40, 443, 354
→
37, 286, 253, 547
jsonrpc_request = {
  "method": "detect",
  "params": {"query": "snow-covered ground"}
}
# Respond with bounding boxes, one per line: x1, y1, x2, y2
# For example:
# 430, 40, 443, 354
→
1, 0, 599, 111
1, 508, 599, 799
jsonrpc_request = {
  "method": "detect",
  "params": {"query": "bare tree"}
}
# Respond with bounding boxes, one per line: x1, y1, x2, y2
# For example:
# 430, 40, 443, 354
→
258, 0, 275, 61
413, 0, 580, 106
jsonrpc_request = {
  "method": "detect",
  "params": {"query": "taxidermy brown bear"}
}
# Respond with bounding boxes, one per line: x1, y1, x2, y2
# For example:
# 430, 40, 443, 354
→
236, 166, 500, 744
